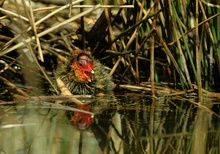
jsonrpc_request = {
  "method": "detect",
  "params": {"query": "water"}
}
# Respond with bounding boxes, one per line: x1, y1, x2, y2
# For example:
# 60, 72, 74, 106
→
0, 92, 219, 154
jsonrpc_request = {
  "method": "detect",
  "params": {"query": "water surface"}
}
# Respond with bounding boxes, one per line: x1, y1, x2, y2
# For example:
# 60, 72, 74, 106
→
0, 92, 219, 154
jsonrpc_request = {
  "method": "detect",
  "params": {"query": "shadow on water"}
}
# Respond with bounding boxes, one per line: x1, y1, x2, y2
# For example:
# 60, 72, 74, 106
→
0, 92, 219, 154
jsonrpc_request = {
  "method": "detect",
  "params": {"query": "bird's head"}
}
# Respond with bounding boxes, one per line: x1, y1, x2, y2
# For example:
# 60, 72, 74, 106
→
70, 52, 94, 83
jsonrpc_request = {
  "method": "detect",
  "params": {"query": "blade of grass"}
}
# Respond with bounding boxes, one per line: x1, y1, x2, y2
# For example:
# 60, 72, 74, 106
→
27, 0, 44, 62
171, 1, 195, 89
206, 0, 220, 79
195, 0, 202, 102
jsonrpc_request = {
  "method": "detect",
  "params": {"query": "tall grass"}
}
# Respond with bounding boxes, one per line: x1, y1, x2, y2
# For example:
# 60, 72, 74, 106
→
94, 0, 220, 99
0, 0, 220, 99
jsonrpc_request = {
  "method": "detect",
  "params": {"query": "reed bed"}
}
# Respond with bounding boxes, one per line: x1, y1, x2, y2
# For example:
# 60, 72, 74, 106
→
0, 0, 220, 101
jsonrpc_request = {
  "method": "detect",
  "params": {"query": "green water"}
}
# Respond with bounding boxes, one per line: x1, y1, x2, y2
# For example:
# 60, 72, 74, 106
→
0, 93, 219, 154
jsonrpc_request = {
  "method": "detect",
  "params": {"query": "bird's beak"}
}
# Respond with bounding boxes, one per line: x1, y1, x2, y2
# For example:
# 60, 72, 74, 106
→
88, 70, 94, 82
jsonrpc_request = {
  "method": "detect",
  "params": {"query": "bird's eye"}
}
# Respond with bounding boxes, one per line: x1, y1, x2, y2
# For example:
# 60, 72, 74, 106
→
78, 63, 83, 67
78, 60, 87, 68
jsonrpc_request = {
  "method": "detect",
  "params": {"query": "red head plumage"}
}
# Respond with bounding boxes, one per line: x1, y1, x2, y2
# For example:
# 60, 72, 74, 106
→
70, 51, 94, 83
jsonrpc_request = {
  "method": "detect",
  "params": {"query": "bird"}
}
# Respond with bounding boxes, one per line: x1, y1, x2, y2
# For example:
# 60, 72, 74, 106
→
55, 49, 114, 95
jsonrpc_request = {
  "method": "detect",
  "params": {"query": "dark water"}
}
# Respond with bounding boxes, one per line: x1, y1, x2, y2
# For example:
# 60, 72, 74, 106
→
0, 92, 219, 154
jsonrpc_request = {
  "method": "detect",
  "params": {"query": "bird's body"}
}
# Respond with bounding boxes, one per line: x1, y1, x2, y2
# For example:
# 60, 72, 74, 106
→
55, 50, 114, 95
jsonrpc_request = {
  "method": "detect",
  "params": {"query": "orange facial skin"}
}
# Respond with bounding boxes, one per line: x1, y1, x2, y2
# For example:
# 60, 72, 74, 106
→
70, 54, 94, 83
